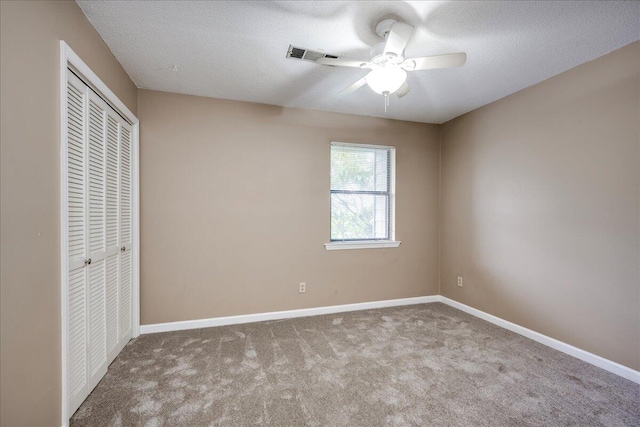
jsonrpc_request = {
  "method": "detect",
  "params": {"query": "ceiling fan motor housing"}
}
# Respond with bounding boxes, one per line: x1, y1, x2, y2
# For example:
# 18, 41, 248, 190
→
370, 42, 404, 65
375, 18, 397, 38
371, 19, 406, 65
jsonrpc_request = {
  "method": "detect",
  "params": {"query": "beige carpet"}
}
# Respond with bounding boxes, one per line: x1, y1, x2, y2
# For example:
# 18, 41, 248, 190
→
71, 303, 640, 426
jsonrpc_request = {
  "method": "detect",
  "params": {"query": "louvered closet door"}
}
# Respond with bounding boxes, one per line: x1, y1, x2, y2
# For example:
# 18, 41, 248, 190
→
104, 109, 134, 358
119, 121, 133, 344
67, 71, 90, 415
86, 91, 110, 391
105, 114, 121, 362
66, 69, 134, 417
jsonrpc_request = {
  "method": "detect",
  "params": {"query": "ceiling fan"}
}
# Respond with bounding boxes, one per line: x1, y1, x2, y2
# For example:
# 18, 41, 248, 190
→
315, 19, 467, 110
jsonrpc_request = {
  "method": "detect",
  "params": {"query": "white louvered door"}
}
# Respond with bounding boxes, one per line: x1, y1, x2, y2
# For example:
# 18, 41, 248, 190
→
67, 71, 89, 415
66, 69, 134, 417
119, 123, 133, 342
105, 114, 121, 362
86, 91, 109, 392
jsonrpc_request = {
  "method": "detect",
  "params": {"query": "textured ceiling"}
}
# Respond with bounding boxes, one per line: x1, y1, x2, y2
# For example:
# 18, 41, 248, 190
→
77, 1, 640, 124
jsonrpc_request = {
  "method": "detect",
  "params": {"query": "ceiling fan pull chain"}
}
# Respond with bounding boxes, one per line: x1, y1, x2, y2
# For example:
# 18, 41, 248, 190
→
384, 91, 389, 112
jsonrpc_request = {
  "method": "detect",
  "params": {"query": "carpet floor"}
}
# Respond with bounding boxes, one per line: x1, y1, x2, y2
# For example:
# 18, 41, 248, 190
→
70, 303, 640, 426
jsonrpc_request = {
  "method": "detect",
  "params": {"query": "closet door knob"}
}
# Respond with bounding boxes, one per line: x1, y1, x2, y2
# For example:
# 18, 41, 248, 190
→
85, 258, 92, 265
121, 246, 126, 252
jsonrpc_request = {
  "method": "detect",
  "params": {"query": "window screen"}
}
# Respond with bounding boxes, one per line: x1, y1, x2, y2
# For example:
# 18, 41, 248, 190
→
330, 143, 395, 241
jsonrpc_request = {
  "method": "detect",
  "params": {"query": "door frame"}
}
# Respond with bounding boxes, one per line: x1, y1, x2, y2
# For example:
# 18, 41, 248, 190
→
59, 41, 140, 426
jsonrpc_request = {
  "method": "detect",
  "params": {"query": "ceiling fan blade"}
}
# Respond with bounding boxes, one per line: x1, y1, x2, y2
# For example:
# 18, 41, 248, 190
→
317, 57, 371, 68
396, 81, 411, 98
402, 52, 467, 71
338, 76, 368, 95
383, 22, 414, 57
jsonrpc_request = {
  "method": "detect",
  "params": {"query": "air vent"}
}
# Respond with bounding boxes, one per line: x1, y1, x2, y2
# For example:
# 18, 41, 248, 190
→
289, 47, 305, 59
286, 45, 339, 63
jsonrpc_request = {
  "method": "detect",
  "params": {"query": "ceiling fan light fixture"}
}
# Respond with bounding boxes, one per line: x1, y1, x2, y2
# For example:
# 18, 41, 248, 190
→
365, 66, 407, 95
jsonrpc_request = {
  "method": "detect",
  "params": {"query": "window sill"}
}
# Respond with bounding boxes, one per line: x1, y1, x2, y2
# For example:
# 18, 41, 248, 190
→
324, 240, 401, 251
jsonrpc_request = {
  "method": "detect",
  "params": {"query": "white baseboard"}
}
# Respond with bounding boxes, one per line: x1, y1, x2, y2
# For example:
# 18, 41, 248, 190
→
438, 296, 640, 385
140, 295, 439, 334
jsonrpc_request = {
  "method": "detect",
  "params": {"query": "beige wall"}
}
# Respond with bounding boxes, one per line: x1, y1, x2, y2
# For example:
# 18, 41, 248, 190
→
138, 90, 440, 325
441, 41, 640, 370
0, 1, 137, 426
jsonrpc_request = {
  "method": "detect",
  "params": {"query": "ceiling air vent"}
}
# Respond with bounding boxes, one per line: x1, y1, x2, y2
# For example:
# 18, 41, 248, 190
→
286, 45, 338, 63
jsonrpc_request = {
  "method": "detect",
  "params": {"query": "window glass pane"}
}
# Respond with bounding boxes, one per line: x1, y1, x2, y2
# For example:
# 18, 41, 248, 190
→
374, 149, 388, 192
331, 193, 389, 240
331, 146, 388, 191
330, 143, 394, 242
374, 195, 388, 238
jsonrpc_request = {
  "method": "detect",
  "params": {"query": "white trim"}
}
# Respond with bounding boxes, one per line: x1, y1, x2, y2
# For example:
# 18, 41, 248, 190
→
140, 295, 438, 334
438, 296, 640, 385
331, 141, 395, 150
59, 42, 70, 427
64, 45, 136, 125
60, 41, 140, 427
132, 121, 140, 338
388, 147, 396, 240
324, 240, 401, 250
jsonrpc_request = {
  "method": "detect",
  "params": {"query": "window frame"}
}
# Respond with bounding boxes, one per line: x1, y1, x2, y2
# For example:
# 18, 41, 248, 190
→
325, 142, 401, 251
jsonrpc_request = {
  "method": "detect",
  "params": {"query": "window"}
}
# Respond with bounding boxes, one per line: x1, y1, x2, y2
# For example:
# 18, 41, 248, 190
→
325, 142, 400, 250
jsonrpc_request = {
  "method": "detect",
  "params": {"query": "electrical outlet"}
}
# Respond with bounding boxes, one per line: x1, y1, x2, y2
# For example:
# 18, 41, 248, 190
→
299, 282, 306, 293
457, 276, 463, 287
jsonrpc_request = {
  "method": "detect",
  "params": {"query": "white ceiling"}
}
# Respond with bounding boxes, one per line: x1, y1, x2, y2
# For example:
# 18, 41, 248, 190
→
77, 1, 640, 124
